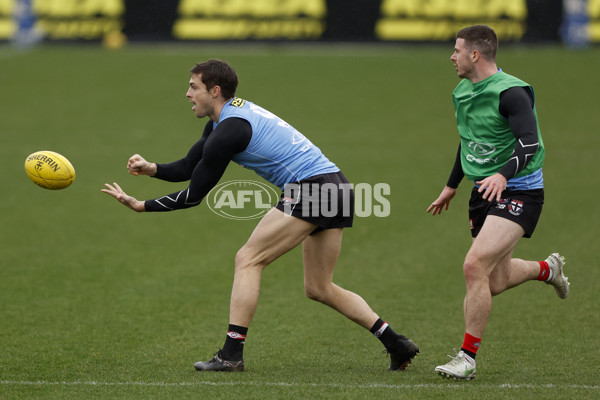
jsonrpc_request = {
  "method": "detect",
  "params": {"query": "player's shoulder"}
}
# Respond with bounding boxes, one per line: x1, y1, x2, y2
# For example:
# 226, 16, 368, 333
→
494, 71, 530, 88
229, 97, 247, 108
221, 97, 252, 119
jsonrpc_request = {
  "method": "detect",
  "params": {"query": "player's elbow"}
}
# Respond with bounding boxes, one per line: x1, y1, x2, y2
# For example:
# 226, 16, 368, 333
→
184, 188, 204, 207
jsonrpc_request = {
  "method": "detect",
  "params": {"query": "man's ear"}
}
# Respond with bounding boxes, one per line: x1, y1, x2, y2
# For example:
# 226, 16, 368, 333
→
211, 85, 222, 98
471, 49, 481, 63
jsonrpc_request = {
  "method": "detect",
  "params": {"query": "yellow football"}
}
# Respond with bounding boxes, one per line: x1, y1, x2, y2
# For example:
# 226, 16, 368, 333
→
24, 151, 76, 190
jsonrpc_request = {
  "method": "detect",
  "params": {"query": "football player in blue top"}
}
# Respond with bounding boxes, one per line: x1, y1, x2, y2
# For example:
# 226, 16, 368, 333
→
102, 59, 418, 372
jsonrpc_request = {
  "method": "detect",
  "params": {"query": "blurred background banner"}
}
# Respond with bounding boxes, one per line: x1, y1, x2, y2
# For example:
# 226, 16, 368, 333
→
5, 0, 124, 42
172, 0, 325, 40
0, 0, 598, 45
376, 0, 527, 41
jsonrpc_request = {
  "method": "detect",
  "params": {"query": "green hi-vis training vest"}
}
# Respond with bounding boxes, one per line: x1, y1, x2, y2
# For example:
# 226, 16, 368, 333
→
453, 71, 545, 181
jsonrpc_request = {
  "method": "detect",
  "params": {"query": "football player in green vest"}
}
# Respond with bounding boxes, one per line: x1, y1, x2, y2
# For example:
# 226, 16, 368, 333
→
427, 25, 570, 380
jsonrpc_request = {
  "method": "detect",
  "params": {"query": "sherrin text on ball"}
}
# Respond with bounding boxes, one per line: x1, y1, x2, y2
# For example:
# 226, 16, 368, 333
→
24, 150, 76, 190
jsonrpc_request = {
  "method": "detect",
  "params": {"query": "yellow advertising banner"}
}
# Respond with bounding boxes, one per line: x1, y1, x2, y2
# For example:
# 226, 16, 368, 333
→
1, 0, 123, 40
173, 0, 326, 40
376, 0, 527, 41
590, 0, 600, 41
1, 0, 599, 43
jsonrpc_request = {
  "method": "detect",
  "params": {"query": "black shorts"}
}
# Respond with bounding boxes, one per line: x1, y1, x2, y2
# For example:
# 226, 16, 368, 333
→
468, 187, 544, 238
275, 172, 354, 235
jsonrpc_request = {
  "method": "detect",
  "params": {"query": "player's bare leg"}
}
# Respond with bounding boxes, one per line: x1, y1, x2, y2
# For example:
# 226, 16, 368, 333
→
437, 216, 524, 380
195, 208, 316, 371
302, 229, 419, 370
440, 218, 569, 380
463, 216, 524, 337
302, 228, 378, 328
489, 256, 541, 295
229, 208, 316, 326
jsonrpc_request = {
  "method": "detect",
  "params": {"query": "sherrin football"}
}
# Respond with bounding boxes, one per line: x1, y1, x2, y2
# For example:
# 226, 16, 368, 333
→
24, 150, 76, 190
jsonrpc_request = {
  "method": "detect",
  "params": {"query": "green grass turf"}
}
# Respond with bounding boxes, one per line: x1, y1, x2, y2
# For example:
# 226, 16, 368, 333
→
1, 42, 599, 399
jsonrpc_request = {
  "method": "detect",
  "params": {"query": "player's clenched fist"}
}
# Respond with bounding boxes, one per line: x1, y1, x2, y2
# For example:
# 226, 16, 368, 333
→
127, 154, 157, 176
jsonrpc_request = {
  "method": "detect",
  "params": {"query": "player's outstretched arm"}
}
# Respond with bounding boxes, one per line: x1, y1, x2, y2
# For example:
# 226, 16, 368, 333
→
127, 154, 157, 176
426, 186, 457, 215
101, 182, 145, 212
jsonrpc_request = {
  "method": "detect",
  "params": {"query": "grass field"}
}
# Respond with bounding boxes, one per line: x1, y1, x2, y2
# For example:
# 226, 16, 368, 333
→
1, 42, 599, 399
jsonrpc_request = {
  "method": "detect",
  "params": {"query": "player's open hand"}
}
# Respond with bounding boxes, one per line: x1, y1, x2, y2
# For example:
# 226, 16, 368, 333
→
476, 173, 507, 202
101, 182, 145, 212
127, 154, 157, 176
427, 186, 457, 215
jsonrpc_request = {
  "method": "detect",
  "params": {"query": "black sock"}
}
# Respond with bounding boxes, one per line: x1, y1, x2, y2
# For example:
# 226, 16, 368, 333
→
221, 324, 248, 361
370, 318, 399, 350
461, 348, 477, 359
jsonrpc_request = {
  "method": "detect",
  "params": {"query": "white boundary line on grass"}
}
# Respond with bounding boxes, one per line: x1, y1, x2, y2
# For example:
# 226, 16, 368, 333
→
1, 380, 599, 390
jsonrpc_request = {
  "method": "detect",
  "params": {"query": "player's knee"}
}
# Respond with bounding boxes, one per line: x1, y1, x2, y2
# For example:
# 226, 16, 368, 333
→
463, 255, 485, 283
234, 247, 246, 268
234, 246, 266, 272
304, 282, 328, 303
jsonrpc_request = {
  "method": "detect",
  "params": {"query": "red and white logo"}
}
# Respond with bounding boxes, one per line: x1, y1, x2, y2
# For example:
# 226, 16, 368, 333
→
509, 199, 524, 216
374, 322, 388, 338
227, 331, 246, 340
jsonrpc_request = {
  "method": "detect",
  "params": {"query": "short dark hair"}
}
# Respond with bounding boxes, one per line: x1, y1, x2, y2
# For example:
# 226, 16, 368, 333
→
190, 59, 238, 99
456, 25, 498, 62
